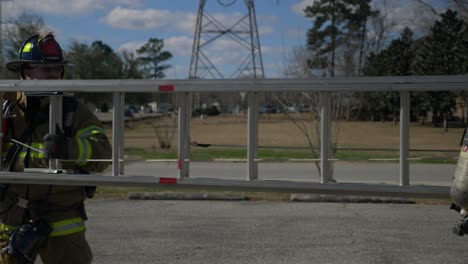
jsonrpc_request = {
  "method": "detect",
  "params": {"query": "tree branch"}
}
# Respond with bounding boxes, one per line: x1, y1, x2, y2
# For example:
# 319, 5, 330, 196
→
414, 0, 438, 15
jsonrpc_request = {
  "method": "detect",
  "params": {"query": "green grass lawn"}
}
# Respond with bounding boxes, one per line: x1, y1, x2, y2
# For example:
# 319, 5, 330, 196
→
97, 147, 455, 200
125, 147, 457, 164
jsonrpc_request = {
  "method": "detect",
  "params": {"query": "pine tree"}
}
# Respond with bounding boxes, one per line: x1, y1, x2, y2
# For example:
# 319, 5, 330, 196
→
305, 0, 377, 77
414, 9, 468, 130
305, 0, 349, 77
346, 0, 379, 75
362, 28, 420, 122
66, 40, 124, 111
136, 38, 173, 79
136, 38, 173, 104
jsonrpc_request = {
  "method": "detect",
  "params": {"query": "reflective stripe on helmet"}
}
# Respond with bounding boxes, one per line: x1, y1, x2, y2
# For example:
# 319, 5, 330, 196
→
49, 217, 86, 236
7, 33, 69, 73
22, 43, 32, 53
75, 125, 104, 166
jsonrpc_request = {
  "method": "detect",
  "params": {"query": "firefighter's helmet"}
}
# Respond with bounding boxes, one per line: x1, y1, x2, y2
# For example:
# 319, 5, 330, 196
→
6, 32, 69, 73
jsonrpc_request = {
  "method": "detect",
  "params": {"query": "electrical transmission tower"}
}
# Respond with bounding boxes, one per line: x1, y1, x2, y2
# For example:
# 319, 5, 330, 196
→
189, 0, 265, 79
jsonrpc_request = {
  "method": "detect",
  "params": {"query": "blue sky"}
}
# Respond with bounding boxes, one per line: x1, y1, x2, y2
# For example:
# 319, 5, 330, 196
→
2, 0, 449, 79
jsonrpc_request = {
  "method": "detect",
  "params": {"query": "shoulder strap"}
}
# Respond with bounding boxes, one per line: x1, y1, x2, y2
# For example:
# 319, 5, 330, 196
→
62, 97, 78, 137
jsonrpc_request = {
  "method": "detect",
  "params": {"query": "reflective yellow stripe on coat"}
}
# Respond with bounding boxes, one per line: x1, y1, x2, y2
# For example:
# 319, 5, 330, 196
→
3, 143, 47, 159
49, 217, 86, 236
17, 143, 46, 159
75, 125, 105, 165
3, 126, 105, 164
0, 217, 85, 238
0, 224, 17, 240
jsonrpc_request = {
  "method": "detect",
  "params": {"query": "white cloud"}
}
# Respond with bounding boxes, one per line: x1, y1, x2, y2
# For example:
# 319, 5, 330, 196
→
118, 41, 146, 54
263, 63, 282, 78
165, 36, 194, 57
291, 0, 320, 15
3, 0, 143, 19
291, 0, 442, 41
103, 7, 172, 30
374, 0, 439, 35
292, 0, 440, 35
258, 15, 277, 35
285, 28, 306, 42
261, 46, 282, 55
259, 26, 273, 35
103, 7, 190, 31
110, 0, 144, 7
210, 12, 246, 29
103, 7, 199, 32
103, 7, 275, 36
118, 35, 193, 57
165, 64, 189, 79
118, 38, 190, 79
204, 38, 243, 51
172, 13, 197, 34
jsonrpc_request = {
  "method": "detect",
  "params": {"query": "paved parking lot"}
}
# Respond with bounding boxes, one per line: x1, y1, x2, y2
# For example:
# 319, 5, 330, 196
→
79, 199, 468, 264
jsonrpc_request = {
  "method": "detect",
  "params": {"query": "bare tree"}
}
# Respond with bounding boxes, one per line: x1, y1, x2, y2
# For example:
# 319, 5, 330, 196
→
148, 114, 177, 150
415, 0, 468, 18
413, 0, 468, 24
453, 0, 468, 19
414, 0, 438, 15
1, 13, 49, 78
366, 0, 398, 54
278, 45, 356, 181
282, 46, 315, 78
4, 13, 48, 62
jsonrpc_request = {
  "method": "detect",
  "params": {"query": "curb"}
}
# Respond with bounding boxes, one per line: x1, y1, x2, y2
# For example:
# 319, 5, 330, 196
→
128, 192, 247, 201
128, 192, 415, 204
290, 194, 415, 204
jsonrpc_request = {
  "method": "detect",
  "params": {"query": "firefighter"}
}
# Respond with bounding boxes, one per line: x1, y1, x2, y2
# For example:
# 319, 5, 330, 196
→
0, 32, 111, 263
451, 128, 468, 235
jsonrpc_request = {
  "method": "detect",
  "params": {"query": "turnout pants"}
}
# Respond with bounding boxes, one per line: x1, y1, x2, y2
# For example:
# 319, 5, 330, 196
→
0, 231, 92, 264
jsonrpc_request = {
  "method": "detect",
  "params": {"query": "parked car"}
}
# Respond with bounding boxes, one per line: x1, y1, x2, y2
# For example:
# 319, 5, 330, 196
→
285, 105, 298, 113
259, 104, 277, 114
192, 106, 220, 116
156, 103, 175, 113
124, 104, 139, 118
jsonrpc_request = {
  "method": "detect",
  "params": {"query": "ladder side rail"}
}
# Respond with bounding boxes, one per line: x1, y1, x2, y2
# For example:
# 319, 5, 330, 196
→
0, 76, 465, 193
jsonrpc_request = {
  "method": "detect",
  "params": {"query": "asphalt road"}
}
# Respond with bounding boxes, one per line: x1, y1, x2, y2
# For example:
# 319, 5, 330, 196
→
80, 199, 466, 264
31, 162, 462, 264
95, 112, 161, 123
120, 161, 456, 186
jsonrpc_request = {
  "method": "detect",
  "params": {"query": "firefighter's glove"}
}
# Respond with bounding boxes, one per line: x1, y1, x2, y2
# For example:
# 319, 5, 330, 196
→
3, 219, 51, 263
43, 134, 69, 160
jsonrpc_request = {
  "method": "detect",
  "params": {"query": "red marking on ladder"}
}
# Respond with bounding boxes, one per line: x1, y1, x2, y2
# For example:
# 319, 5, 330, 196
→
177, 159, 181, 170
158, 85, 174, 92
159, 178, 177, 184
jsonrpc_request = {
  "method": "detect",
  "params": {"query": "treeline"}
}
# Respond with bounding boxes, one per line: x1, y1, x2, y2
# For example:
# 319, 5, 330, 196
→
361, 10, 468, 128
0, 13, 173, 110
302, 0, 468, 128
